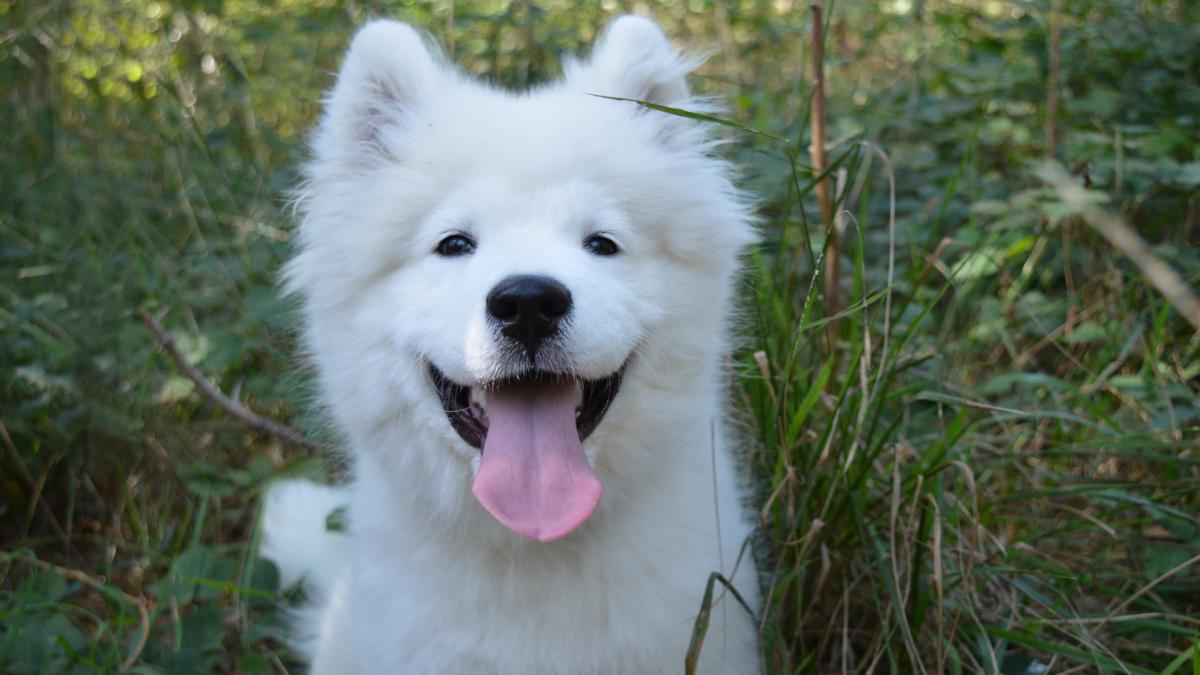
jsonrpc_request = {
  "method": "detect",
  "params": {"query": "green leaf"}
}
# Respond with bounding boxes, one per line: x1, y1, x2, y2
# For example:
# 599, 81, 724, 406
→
1157, 641, 1199, 675
154, 546, 236, 606
1143, 544, 1194, 581
983, 625, 1157, 675
247, 558, 280, 597
178, 462, 238, 498
181, 604, 226, 655
325, 505, 348, 533
585, 94, 789, 143
237, 651, 272, 675
1063, 321, 1107, 345
786, 360, 833, 446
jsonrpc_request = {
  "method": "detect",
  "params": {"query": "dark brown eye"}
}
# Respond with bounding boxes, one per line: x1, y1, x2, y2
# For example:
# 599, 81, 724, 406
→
584, 234, 619, 256
436, 234, 475, 257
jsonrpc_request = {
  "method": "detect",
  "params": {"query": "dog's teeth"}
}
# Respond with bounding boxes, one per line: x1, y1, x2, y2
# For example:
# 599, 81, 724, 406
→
470, 386, 487, 410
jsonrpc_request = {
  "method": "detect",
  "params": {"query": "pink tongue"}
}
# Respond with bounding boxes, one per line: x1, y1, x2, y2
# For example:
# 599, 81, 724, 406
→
472, 379, 603, 542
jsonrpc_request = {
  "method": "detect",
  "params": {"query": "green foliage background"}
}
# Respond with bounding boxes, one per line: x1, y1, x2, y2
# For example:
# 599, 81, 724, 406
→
1, 0, 1198, 672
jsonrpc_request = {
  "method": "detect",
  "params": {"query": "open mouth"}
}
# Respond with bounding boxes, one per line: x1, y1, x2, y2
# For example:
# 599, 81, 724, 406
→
427, 362, 624, 543
428, 364, 624, 450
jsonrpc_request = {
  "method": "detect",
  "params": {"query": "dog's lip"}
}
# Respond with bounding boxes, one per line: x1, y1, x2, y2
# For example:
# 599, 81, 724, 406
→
427, 363, 625, 450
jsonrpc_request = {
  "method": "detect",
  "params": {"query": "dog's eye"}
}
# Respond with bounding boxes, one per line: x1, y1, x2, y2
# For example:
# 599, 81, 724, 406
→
435, 234, 476, 257
583, 235, 619, 257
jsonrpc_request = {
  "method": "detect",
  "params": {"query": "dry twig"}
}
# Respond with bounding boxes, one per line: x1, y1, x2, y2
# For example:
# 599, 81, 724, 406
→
1095, 553, 1200, 633
5, 551, 150, 671
0, 422, 75, 551
139, 310, 316, 450
1039, 163, 1200, 332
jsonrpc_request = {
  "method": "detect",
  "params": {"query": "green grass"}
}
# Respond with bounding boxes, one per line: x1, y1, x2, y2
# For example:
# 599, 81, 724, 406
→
739, 145, 1200, 671
2, 1, 1199, 673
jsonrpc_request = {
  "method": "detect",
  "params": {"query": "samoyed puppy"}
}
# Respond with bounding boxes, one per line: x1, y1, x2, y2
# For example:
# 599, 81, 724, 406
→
261, 14, 760, 674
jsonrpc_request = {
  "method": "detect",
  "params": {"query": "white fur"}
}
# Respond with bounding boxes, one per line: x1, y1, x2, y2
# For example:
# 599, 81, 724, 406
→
262, 15, 760, 673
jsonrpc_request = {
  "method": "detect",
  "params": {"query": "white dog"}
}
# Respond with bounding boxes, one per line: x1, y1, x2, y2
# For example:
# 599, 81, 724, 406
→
261, 15, 760, 673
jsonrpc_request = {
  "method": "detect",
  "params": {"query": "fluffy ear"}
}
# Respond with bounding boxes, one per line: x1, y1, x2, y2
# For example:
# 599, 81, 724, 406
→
570, 15, 692, 105
319, 20, 439, 162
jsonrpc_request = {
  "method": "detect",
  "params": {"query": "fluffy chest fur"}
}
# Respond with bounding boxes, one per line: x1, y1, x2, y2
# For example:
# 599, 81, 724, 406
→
332, 439, 758, 674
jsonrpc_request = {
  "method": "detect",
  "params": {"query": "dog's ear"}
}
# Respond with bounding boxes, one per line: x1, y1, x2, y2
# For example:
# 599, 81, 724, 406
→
319, 20, 438, 163
570, 15, 693, 106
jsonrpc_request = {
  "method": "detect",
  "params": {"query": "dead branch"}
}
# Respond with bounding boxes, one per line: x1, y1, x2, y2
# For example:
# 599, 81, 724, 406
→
0, 422, 76, 552
140, 310, 317, 450
5, 551, 150, 671
1039, 164, 1200, 332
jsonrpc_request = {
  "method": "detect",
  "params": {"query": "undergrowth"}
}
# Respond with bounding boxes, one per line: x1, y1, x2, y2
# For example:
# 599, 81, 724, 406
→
2, 0, 1197, 673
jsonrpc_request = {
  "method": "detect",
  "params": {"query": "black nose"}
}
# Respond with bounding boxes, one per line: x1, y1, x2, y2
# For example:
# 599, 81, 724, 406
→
486, 275, 572, 358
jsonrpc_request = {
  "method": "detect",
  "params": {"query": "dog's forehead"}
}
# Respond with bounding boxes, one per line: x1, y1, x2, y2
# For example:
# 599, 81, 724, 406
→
423, 87, 652, 172
440, 177, 625, 235
408, 96, 663, 217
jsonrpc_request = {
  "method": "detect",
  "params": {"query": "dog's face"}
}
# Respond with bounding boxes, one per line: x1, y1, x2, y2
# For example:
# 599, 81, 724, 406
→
411, 179, 640, 377
400, 175, 647, 405
289, 16, 753, 542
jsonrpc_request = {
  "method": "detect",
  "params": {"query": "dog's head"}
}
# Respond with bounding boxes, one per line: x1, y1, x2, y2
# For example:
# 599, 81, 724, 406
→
288, 16, 754, 542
